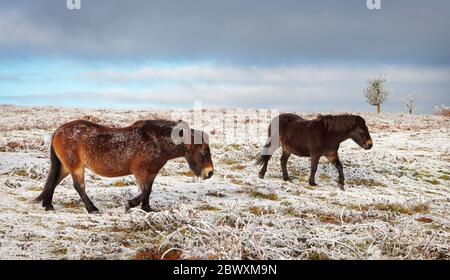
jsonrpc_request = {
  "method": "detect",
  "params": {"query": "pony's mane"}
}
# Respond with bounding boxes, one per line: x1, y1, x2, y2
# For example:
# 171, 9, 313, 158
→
137, 119, 186, 138
317, 114, 365, 133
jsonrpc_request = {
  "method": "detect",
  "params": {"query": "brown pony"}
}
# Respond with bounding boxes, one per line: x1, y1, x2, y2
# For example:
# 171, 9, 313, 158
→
256, 113, 372, 190
35, 119, 214, 213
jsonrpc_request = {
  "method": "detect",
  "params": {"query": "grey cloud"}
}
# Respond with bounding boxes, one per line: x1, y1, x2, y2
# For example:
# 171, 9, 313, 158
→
1, 1, 448, 113
83, 65, 450, 85
0, 0, 449, 65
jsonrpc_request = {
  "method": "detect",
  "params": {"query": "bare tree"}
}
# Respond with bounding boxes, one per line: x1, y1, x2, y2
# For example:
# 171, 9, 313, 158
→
364, 73, 389, 113
402, 94, 419, 114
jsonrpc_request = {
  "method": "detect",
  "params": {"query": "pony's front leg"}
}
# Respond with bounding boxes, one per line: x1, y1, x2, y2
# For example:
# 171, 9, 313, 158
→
335, 158, 345, 190
125, 180, 155, 212
140, 180, 154, 212
125, 193, 143, 212
308, 154, 320, 186
326, 153, 345, 190
126, 168, 157, 212
280, 150, 291, 181
71, 168, 99, 214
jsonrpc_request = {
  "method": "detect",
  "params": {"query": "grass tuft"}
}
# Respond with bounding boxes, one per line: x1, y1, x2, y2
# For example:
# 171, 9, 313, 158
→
247, 189, 279, 201
134, 247, 182, 260
196, 204, 221, 211
349, 202, 430, 215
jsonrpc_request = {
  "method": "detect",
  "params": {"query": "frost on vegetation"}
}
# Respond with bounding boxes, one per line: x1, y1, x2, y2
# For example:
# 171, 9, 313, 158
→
128, 203, 449, 260
0, 105, 449, 259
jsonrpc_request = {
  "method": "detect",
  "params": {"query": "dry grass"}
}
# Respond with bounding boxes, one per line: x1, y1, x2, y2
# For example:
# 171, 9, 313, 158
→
281, 206, 307, 218
248, 206, 275, 216
61, 200, 82, 209
129, 208, 306, 259
222, 158, 240, 165
196, 204, 221, 211
434, 106, 450, 117
349, 202, 430, 215
346, 178, 387, 188
317, 213, 343, 225
415, 217, 433, 223
424, 179, 441, 185
206, 191, 226, 198
1, 106, 449, 260
111, 179, 133, 187
307, 251, 331, 260
247, 189, 279, 201
133, 247, 182, 260
230, 164, 246, 171
179, 171, 195, 177
129, 206, 449, 260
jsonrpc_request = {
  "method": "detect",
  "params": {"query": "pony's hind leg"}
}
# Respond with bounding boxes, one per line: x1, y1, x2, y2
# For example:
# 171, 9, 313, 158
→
42, 167, 69, 210
258, 154, 272, 179
35, 142, 70, 211
71, 167, 99, 213
256, 143, 273, 179
280, 150, 291, 181
308, 154, 320, 186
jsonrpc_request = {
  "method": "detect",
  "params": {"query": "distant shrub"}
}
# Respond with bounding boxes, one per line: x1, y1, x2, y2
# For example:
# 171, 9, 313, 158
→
434, 105, 450, 117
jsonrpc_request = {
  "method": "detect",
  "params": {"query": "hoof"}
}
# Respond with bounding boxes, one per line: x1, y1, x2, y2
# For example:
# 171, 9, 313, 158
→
309, 182, 317, 186
44, 204, 54, 211
141, 205, 153, 213
87, 207, 100, 214
125, 202, 131, 212
338, 184, 345, 191
283, 176, 290, 181
258, 172, 265, 179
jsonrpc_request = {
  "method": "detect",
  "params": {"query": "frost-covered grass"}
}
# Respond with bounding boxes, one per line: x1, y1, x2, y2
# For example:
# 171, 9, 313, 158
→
0, 105, 449, 259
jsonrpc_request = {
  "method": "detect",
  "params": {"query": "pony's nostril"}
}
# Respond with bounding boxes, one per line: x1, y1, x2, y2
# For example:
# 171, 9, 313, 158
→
368, 143, 373, 149
208, 171, 214, 178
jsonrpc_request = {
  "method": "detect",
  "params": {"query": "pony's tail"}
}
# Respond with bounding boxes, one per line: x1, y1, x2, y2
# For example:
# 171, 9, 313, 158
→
34, 139, 61, 207
255, 140, 273, 167
255, 123, 274, 167
255, 152, 272, 167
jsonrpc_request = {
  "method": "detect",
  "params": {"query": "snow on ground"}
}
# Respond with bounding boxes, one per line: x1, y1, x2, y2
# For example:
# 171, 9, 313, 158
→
0, 105, 449, 259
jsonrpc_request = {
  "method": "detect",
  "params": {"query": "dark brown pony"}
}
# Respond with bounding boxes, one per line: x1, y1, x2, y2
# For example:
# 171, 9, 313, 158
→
35, 119, 214, 213
256, 113, 372, 190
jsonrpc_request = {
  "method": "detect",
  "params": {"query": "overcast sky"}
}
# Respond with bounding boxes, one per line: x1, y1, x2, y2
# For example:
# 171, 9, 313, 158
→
0, 0, 449, 113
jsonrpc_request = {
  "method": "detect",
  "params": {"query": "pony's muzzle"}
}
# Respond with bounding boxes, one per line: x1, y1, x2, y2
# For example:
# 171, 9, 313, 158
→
201, 167, 214, 180
364, 140, 373, 150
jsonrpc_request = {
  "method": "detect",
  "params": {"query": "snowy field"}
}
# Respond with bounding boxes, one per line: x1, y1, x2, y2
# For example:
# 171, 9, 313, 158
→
0, 104, 449, 260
